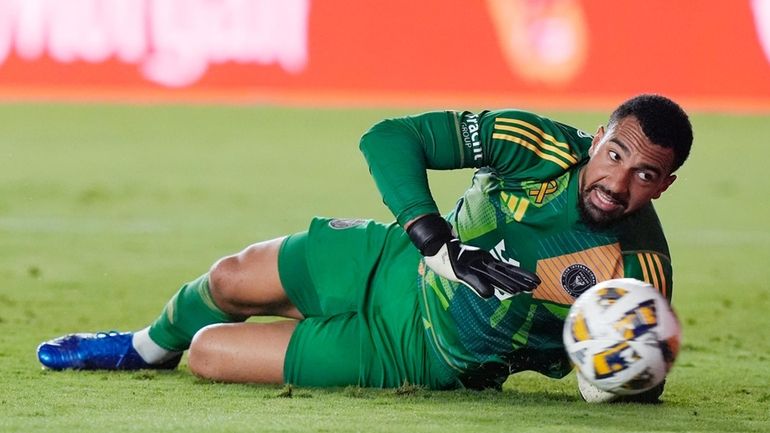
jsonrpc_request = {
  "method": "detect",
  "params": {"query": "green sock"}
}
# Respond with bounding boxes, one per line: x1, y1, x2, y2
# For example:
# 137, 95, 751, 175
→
148, 273, 240, 351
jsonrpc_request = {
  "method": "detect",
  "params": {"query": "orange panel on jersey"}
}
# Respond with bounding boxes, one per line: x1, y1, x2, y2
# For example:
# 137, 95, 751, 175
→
533, 243, 624, 305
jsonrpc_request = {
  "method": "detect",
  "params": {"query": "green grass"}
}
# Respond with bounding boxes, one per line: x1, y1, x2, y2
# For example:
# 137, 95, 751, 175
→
1, 104, 768, 433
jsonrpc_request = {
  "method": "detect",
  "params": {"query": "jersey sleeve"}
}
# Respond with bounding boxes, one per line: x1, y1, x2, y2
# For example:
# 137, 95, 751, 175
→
623, 251, 673, 302
359, 109, 593, 225
617, 204, 675, 302
359, 111, 482, 225
478, 109, 592, 181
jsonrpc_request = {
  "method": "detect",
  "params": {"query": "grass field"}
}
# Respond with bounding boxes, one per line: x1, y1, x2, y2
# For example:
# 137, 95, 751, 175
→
1, 104, 768, 433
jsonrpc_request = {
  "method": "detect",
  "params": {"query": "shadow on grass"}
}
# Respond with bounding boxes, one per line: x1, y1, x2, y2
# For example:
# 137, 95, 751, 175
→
190, 380, 583, 405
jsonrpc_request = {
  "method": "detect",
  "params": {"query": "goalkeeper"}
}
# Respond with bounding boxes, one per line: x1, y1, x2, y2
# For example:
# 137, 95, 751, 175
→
37, 95, 692, 401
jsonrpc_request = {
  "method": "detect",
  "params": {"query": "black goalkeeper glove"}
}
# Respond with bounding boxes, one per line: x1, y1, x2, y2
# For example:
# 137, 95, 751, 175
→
406, 214, 540, 298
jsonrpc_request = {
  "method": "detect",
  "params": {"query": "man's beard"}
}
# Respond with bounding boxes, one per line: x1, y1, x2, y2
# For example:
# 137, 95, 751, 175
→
577, 185, 629, 230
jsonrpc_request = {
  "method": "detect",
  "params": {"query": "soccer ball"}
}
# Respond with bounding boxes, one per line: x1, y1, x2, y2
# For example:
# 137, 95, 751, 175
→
562, 278, 681, 398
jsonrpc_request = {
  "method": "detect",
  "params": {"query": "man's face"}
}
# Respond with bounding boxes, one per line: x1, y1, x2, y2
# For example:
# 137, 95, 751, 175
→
578, 116, 677, 228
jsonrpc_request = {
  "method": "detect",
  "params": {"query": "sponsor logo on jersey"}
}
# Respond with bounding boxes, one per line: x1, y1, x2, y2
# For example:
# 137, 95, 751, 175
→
328, 218, 366, 229
460, 113, 483, 161
561, 263, 597, 298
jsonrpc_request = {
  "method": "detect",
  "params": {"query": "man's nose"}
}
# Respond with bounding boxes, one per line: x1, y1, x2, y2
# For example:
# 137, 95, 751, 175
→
604, 169, 631, 196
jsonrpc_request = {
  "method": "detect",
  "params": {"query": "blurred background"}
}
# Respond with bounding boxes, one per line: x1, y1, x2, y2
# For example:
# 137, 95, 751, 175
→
0, 0, 768, 111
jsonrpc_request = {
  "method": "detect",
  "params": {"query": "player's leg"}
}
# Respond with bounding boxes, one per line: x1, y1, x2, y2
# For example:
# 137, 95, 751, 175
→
187, 321, 297, 383
175, 218, 378, 385
142, 237, 301, 357
37, 237, 300, 370
187, 313, 361, 385
184, 294, 460, 388
206, 238, 303, 319
275, 218, 461, 389
186, 217, 462, 388
186, 217, 390, 386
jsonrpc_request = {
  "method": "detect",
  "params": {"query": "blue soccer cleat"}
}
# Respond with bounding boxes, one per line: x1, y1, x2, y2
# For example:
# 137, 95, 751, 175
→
37, 331, 181, 371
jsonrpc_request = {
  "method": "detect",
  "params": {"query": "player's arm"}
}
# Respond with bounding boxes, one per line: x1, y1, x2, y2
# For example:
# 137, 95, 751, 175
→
359, 111, 540, 297
359, 111, 481, 226
359, 109, 589, 226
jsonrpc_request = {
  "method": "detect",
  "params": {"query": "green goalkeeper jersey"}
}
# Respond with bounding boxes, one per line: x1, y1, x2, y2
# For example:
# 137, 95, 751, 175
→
359, 109, 673, 387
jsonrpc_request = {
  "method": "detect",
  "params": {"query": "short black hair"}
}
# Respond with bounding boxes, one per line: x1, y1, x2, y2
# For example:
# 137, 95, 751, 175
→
608, 94, 693, 172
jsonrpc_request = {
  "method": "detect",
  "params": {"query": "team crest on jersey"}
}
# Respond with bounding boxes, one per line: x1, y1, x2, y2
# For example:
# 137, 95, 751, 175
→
328, 218, 366, 229
561, 263, 597, 298
520, 173, 569, 207
528, 180, 558, 204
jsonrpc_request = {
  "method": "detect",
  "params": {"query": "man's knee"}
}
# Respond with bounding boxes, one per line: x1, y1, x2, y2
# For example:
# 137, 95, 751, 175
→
187, 325, 218, 380
208, 254, 243, 304
208, 243, 267, 305
206, 238, 294, 318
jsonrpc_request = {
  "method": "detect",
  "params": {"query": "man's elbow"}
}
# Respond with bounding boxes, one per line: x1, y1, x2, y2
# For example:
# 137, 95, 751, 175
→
358, 118, 400, 155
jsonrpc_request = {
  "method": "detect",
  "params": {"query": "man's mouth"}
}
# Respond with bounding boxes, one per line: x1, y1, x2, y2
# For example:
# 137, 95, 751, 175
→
588, 185, 627, 213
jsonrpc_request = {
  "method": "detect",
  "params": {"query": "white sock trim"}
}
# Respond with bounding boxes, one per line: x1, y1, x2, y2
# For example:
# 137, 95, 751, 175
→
132, 327, 181, 364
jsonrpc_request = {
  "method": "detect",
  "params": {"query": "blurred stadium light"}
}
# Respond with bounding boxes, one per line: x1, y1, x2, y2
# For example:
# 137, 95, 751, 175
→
0, 0, 768, 111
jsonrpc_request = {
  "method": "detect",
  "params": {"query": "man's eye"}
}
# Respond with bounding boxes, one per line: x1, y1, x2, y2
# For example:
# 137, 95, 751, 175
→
638, 172, 653, 182
609, 151, 620, 161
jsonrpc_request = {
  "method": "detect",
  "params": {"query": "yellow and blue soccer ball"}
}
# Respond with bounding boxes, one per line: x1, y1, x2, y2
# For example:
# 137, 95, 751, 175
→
563, 278, 681, 397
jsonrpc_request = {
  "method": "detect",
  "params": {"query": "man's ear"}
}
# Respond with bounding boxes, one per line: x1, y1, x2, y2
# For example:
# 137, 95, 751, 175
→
589, 125, 605, 156
652, 174, 677, 199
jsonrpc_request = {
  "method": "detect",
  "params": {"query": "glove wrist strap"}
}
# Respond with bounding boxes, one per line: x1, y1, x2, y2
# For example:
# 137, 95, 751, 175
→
406, 214, 453, 256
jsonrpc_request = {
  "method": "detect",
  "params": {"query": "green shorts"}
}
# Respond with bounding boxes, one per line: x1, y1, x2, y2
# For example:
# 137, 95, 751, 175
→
278, 217, 460, 389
